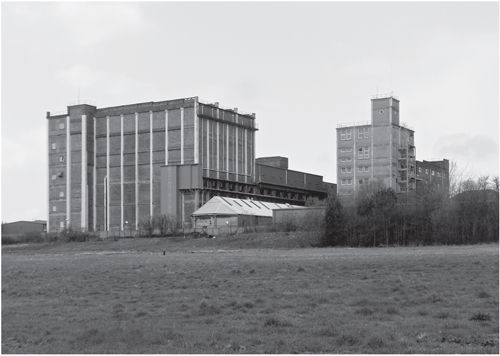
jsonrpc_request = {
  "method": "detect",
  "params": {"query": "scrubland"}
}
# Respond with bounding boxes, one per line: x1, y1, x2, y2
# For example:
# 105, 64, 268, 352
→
2, 235, 498, 353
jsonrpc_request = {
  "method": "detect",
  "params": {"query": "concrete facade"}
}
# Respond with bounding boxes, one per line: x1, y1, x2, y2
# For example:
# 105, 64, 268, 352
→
336, 94, 446, 197
47, 97, 336, 233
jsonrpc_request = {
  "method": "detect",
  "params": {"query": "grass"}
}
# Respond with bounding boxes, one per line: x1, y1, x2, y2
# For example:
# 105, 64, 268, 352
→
1, 237, 498, 354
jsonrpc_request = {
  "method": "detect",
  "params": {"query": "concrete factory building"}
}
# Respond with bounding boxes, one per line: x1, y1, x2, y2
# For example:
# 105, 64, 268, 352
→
336, 94, 449, 197
47, 97, 335, 233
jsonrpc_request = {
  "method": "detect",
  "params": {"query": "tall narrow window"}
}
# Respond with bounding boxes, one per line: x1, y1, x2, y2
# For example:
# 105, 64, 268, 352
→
59, 123, 65, 130
364, 148, 369, 159
51, 143, 57, 150
358, 148, 363, 159
52, 206, 57, 212
345, 129, 351, 140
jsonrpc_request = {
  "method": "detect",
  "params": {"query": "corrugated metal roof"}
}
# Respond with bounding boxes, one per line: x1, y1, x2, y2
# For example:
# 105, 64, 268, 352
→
191, 196, 302, 218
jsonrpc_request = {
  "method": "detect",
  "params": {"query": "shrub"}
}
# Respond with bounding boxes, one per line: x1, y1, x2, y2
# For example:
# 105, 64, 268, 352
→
60, 228, 95, 242
469, 312, 492, 321
2, 232, 60, 245
198, 301, 221, 316
264, 317, 292, 327
477, 291, 491, 299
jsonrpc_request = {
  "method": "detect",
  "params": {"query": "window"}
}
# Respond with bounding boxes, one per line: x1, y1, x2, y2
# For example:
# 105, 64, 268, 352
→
437, 172, 441, 177
341, 167, 346, 173
340, 148, 345, 153
341, 179, 346, 185
358, 147, 369, 159
59, 123, 65, 130
431, 170, 435, 176
346, 167, 352, 173
358, 166, 363, 172
418, 167, 422, 173
358, 127, 369, 139
51, 143, 57, 150
364, 166, 369, 172
425, 169, 429, 174
341, 129, 352, 140
347, 179, 352, 185
346, 157, 352, 162
59, 156, 65, 163
346, 148, 352, 152
443, 173, 446, 178
358, 179, 364, 185
52, 206, 57, 212
341, 158, 346, 162
59, 191, 64, 198
60, 221, 64, 228
51, 174, 56, 180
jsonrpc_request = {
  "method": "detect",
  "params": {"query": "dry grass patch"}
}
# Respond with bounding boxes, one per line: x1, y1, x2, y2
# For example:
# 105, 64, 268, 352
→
2, 243, 498, 353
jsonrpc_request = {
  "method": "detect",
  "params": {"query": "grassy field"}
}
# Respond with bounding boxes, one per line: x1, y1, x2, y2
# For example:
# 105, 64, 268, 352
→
2, 235, 498, 353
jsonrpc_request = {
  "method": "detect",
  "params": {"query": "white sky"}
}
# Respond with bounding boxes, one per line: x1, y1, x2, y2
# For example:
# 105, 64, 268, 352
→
1, 2, 499, 223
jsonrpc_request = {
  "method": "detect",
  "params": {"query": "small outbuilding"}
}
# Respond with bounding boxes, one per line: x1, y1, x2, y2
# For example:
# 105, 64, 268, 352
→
1, 220, 47, 237
191, 196, 301, 235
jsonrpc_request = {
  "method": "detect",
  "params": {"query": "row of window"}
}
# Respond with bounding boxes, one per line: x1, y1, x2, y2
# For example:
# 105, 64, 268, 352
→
339, 148, 352, 153
417, 167, 446, 177
339, 148, 370, 161
340, 166, 370, 174
340, 128, 370, 141
340, 178, 370, 186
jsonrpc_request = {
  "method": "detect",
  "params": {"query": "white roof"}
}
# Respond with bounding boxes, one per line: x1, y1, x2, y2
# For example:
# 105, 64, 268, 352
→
191, 196, 302, 218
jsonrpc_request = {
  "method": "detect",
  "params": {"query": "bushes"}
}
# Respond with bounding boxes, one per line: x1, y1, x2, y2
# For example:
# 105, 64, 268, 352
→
2, 232, 60, 245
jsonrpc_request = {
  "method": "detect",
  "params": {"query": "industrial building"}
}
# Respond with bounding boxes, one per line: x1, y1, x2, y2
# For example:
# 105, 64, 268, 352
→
1, 220, 47, 236
336, 94, 449, 197
47, 97, 336, 233
191, 196, 301, 235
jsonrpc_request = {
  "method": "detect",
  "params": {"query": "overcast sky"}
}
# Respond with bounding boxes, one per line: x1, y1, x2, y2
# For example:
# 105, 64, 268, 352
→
1, 2, 498, 223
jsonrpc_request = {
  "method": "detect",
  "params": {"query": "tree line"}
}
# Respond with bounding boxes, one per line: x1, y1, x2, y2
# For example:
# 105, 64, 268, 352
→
321, 169, 499, 247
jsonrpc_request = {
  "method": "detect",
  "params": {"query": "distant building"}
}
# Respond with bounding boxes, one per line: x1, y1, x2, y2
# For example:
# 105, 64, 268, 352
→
416, 159, 450, 192
47, 98, 336, 233
2, 220, 47, 236
336, 94, 448, 197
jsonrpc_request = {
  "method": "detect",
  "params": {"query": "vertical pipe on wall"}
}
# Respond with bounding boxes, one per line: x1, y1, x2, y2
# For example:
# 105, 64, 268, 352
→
244, 129, 248, 183
206, 119, 210, 170
371, 122, 374, 181
389, 98, 393, 189
120, 114, 124, 231
106, 116, 110, 231
81, 114, 87, 230
216, 121, 220, 179
150, 111, 153, 218
180, 107, 184, 165
66, 116, 71, 229
93, 117, 96, 232
226, 123, 229, 176
194, 101, 199, 164
135, 113, 139, 230
46, 117, 50, 231
165, 109, 169, 165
